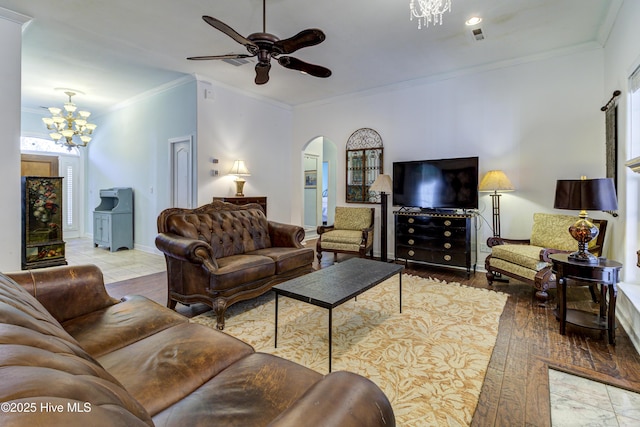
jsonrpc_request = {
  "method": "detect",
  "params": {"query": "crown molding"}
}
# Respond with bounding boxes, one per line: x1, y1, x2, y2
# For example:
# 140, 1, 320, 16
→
297, 41, 603, 110
106, 74, 195, 115
0, 6, 31, 25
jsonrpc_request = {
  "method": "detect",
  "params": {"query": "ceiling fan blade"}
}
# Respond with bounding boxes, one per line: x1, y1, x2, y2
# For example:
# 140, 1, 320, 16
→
255, 63, 271, 85
187, 53, 254, 61
278, 56, 331, 78
202, 16, 258, 50
274, 29, 326, 54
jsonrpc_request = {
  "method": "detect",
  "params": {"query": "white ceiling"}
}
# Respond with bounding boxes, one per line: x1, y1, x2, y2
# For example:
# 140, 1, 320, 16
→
0, 0, 620, 116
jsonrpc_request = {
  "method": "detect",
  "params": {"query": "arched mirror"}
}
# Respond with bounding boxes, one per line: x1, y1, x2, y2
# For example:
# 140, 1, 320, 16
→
346, 128, 383, 203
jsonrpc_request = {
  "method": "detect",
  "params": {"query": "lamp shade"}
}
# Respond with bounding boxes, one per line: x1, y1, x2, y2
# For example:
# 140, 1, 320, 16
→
228, 160, 251, 176
554, 178, 618, 212
478, 170, 515, 192
370, 174, 392, 193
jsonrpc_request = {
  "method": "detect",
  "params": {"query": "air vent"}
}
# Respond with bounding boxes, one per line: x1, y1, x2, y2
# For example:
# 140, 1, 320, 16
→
222, 57, 253, 66
471, 28, 485, 41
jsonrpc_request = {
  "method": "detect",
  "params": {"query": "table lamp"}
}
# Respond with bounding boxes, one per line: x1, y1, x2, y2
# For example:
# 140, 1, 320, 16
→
553, 177, 617, 263
228, 160, 251, 196
370, 174, 393, 262
479, 170, 515, 237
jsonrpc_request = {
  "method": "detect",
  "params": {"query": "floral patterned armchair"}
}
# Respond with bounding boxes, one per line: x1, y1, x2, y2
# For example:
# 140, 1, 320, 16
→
316, 206, 374, 262
485, 212, 608, 301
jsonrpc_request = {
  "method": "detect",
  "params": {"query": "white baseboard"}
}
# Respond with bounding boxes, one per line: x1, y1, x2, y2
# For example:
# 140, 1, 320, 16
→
617, 282, 640, 355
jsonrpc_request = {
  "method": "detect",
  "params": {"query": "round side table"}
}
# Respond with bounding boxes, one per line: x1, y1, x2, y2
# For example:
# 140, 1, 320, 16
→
549, 253, 622, 345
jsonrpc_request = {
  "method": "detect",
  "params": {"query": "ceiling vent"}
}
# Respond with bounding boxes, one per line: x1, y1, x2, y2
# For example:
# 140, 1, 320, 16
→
471, 28, 485, 41
222, 57, 253, 66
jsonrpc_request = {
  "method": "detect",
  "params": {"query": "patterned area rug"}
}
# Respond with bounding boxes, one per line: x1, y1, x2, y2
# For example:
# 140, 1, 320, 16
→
191, 274, 508, 426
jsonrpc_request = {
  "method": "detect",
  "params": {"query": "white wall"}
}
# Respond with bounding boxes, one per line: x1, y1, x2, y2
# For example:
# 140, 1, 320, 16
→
292, 48, 606, 264
0, 10, 29, 270
87, 78, 197, 252
195, 78, 294, 223
601, 0, 640, 353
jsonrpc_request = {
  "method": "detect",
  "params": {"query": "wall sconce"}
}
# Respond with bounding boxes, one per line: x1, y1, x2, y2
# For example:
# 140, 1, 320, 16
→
228, 160, 251, 196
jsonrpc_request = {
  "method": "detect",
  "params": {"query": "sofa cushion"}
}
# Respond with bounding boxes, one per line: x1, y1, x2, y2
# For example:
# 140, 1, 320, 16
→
164, 208, 272, 258
319, 229, 364, 251
247, 247, 314, 274
98, 322, 255, 417
489, 257, 538, 282
151, 353, 322, 427
63, 295, 188, 358
212, 254, 276, 291
0, 273, 154, 426
334, 207, 372, 230
491, 244, 548, 271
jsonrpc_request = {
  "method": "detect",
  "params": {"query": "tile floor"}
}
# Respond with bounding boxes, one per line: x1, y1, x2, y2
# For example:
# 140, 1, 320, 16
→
65, 238, 165, 284
64, 238, 640, 426
549, 369, 640, 426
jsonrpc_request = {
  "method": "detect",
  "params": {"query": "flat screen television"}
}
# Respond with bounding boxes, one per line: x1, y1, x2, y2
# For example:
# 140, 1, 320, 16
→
392, 156, 479, 210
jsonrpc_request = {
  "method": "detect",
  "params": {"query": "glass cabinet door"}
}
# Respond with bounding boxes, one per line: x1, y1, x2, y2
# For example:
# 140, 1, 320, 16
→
346, 128, 383, 203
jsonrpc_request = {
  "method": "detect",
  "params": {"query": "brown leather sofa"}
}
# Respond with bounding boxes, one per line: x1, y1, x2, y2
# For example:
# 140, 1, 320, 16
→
155, 201, 314, 329
1, 264, 395, 426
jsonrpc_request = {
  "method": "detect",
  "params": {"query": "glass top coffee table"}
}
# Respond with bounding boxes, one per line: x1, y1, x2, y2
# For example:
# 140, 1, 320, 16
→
272, 257, 404, 372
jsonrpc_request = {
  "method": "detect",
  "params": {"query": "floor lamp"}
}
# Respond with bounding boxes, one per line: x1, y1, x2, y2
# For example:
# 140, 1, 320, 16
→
479, 170, 515, 237
370, 174, 393, 262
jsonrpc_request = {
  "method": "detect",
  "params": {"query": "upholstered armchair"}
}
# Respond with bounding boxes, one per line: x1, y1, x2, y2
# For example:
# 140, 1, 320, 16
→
316, 206, 374, 262
485, 212, 608, 301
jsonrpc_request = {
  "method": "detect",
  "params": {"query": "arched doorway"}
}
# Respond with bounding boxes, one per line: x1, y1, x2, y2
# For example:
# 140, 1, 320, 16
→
302, 136, 337, 237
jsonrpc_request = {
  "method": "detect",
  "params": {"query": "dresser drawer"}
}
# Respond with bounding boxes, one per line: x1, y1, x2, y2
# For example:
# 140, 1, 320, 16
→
396, 215, 467, 228
396, 223, 467, 240
396, 246, 468, 267
395, 234, 467, 251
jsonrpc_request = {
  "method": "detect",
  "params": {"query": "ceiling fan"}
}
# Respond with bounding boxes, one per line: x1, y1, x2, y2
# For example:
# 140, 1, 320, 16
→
188, 0, 332, 85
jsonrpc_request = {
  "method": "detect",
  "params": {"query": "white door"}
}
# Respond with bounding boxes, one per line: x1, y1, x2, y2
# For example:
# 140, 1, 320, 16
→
170, 136, 195, 208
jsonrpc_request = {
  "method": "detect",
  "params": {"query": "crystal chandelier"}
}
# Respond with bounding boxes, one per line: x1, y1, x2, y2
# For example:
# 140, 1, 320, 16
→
42, 90, 97, 149
410, 0, 452, 29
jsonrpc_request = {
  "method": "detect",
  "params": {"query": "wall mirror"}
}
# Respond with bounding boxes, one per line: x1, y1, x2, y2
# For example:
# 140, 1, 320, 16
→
345, 128, 383, 203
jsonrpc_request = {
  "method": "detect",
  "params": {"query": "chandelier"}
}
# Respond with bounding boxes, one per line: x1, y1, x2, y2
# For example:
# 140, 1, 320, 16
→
410, 0, 452, 29
42, 90, 97, 149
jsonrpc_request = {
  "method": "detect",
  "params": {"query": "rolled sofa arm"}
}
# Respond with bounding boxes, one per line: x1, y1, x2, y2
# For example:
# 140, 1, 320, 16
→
268, 221, 305, 248
6, 264, 118, 324
267, 371, 395, 427
155, 232, 218, 272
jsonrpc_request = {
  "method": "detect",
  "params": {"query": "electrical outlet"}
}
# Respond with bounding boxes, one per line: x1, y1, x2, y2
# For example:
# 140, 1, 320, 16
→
480, 242, 491, 253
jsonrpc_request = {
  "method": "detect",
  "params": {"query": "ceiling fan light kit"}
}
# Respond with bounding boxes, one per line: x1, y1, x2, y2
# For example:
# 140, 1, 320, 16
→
188, 0, 331, 85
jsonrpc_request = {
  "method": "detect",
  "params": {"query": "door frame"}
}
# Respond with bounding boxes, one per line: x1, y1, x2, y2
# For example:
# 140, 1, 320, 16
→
169, 135, 196, 208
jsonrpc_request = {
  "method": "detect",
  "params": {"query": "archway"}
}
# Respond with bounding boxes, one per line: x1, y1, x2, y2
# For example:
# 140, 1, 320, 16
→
302, 136, 337, 237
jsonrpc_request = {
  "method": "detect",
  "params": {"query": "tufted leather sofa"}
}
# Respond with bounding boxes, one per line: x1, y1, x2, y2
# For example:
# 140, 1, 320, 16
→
155, 201, 314, 330
1, 264, 395, 426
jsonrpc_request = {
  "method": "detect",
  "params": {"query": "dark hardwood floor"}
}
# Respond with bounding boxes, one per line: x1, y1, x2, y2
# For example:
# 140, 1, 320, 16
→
105, 253, 640, 427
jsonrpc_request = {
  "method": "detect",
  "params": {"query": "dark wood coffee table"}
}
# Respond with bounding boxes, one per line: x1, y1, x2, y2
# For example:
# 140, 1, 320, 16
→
272, 257, 404, 371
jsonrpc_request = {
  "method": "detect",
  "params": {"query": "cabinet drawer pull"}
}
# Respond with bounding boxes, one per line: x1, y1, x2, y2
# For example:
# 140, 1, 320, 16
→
408, 228, 415, 234
408, 250, 415, 257
444, 220, 452, 226
444, 255, 452, 261
408, 239, 415, 245
408, 218, 415, 224
444, 230, 452, 237
444, 242, 452, 249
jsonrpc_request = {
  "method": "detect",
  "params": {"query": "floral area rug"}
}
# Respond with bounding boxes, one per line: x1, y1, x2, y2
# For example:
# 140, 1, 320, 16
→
191, 274, 508, 426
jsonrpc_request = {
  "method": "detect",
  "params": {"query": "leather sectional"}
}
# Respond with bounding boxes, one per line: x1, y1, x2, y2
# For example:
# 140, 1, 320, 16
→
1, 264, 395, 426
